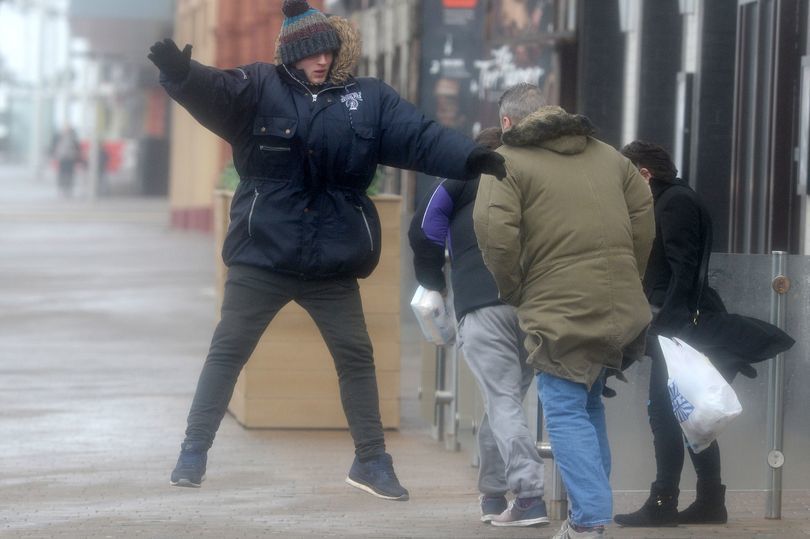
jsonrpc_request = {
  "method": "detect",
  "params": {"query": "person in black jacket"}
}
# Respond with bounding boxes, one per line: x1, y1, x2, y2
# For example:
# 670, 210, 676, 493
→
50, 126, 83, 197
148, 0, 506, 501
408, 127, 548, 528
614, 141, 728, 526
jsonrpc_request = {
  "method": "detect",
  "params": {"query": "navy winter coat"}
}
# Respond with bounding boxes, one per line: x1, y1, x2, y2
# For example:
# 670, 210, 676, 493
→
161, 27, 477, 279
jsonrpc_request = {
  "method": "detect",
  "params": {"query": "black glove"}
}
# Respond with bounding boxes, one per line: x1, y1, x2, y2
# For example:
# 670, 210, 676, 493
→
148, 39, 192, 82
465, 145, 507, 181
601, 368, 629, 398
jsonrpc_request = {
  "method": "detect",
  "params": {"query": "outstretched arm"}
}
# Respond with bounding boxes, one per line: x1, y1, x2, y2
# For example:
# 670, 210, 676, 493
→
376, 82, 505, 180
149, 39, 257, 142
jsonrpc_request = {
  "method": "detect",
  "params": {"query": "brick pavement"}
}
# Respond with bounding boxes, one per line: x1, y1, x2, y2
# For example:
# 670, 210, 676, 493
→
1, 168, 808, 538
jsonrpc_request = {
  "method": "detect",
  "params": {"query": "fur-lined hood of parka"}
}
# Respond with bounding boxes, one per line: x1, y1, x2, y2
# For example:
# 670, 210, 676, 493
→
502, 106, 596, 155
274, 15, 361, 85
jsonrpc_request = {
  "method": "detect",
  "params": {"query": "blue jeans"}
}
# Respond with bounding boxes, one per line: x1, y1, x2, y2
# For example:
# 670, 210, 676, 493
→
537, 371, 612, 528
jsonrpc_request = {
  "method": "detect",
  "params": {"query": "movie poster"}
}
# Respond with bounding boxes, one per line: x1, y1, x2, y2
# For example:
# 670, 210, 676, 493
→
417, 0, 561, 200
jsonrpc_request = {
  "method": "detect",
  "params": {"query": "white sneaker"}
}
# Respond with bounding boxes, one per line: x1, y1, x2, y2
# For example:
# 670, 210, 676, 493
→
551, 519, 605, 538
490, 498, 550, 527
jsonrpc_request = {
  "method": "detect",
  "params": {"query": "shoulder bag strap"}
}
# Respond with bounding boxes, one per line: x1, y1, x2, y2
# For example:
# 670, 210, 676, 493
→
692, 205, 713, 325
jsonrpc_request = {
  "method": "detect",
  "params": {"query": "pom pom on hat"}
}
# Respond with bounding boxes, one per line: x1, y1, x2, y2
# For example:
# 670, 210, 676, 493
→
282, 0, 311, 17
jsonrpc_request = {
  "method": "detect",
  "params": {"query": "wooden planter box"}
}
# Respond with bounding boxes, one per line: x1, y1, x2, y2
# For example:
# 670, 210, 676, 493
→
213, 190, 401, 429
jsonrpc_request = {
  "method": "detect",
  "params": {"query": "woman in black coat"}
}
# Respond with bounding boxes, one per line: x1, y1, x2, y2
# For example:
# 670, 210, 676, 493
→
614, 141, 727, 527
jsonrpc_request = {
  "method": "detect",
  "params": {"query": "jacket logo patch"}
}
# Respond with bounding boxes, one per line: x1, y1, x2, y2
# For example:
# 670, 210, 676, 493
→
341, 92, 363, 111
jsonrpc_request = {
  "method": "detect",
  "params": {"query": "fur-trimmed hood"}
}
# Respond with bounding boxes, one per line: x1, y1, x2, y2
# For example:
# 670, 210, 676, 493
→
274, 15, 361, 85
502, 106, 595, 155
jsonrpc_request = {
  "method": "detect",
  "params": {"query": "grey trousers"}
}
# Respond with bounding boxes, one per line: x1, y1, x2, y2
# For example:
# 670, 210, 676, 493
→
457, 304, 545, 498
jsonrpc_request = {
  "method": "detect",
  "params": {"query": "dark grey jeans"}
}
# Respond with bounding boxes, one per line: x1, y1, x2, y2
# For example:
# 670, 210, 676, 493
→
183, 264, 385, 460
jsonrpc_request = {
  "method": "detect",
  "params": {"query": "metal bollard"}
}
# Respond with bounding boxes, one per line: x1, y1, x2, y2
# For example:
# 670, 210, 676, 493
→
432, 343, 460, 451
432, 346, 447, 442
445, 339, 461, 451
549, 460, 568, 521
537, 441, 567, 520
766, 251, 789, 519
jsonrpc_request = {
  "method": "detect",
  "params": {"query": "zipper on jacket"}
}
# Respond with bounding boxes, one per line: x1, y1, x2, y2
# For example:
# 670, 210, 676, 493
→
259, 145, 291, 152
282, 64, 353, 103
356, 205, 374, 252
248, 188, 259, 238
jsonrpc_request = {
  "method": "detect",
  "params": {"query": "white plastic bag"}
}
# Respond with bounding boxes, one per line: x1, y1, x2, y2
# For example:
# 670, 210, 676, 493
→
409, 286, 455, 345
658, 335, 743, 452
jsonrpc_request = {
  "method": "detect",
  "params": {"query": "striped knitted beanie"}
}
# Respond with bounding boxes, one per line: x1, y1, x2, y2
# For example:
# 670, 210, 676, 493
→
278, 0, 340, 66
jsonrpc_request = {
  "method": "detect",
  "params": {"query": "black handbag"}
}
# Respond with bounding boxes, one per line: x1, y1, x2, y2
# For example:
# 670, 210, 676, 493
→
677, 215, 794, 381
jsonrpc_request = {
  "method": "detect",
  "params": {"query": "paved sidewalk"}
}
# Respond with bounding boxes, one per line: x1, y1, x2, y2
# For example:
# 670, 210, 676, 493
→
1, 168, 808, 538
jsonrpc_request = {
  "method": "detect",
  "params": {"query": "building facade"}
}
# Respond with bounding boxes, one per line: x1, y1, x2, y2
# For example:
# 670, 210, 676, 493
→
67, 0, 176, 196
342, 0, 810, 255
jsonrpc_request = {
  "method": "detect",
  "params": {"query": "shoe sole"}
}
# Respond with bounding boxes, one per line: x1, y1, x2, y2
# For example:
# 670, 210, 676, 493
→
481, 514, 499, 523
170, 474, 206, 488
491, 516, 550, 527
344, 477, 409, 501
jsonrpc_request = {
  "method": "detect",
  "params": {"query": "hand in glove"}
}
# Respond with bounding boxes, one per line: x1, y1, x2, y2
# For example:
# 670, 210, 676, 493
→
465, 145, 507, 181
148, 39, 192, 82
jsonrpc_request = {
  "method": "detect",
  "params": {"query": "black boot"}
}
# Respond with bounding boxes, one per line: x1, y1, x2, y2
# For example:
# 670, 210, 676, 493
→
678, 482, 727, 524
614, 484, 679, 527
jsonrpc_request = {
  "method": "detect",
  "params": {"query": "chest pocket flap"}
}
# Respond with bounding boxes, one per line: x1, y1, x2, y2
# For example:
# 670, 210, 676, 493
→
253, 117, 298, 138
351, 124, 377, 140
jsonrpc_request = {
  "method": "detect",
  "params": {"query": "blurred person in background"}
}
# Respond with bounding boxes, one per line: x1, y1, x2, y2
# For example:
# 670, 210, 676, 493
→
408, 127, 548, 528
148, 0, 505, 501
96, 141, 110, 196
473, 83, 654, 539
50, 126, 82, 197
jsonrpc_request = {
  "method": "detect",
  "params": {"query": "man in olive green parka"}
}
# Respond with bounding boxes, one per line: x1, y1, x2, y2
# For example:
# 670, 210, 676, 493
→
473, 83, 654, 539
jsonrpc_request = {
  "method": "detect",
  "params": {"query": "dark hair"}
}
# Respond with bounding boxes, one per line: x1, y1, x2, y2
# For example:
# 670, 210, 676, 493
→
474, 127, 503, 150
620, 140, 678, 181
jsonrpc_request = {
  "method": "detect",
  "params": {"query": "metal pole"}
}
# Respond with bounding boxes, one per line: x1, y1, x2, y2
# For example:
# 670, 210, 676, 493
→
443, 260, 460, 451
550, 461, 568, 520
28, 2, 45, 180
766, 250, 789, 519
536, 398, 568, 520
444, 338, 461, 452
432, 345, 446, 442
432, 256, 458, 447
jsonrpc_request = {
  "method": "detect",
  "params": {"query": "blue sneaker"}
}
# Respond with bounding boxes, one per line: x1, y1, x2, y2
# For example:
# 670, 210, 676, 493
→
491, 497, 550, 527
480, 494, 508, 523
345, 453, 409, 501
170, 441, 207, 488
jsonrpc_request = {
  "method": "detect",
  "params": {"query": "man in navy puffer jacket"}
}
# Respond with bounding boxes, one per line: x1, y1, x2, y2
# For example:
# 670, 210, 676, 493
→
149, 0, 505, 501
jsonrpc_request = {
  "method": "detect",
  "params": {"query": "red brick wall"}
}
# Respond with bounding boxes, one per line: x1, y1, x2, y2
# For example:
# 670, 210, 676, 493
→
216, 0, 325, 67
213, 1, 326, 173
